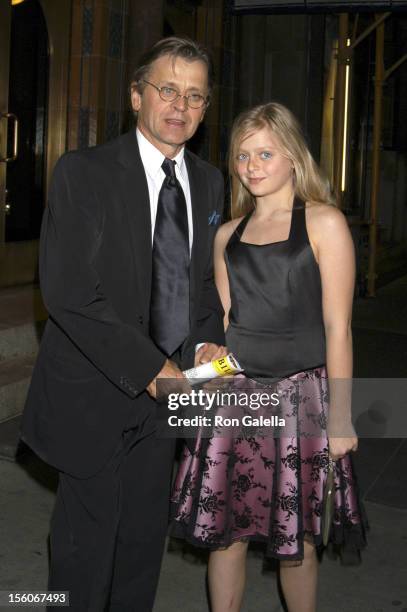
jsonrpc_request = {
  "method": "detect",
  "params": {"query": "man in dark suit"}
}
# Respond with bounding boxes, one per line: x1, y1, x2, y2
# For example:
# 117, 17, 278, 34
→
21, 37, 225, 611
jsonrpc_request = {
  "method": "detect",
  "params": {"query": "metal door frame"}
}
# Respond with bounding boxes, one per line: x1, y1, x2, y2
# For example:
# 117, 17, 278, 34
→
0, 0, 71, 287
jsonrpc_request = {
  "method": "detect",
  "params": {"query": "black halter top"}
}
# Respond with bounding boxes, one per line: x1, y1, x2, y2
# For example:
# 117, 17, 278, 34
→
225, 198, 326, 382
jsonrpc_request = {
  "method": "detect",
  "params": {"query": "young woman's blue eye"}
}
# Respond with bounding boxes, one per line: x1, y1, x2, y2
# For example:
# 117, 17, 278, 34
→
237, 153, 248, 161
260, 151, 273, 159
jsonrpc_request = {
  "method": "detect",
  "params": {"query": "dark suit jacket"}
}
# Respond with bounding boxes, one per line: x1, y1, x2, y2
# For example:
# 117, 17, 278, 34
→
21, 129, 225, 478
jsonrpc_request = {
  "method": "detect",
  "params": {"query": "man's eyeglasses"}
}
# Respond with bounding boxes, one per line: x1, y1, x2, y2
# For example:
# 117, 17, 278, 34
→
141, 79, 209, 109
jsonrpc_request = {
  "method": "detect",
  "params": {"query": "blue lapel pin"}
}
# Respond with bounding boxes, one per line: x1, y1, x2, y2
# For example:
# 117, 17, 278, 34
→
208, 210, 221, 226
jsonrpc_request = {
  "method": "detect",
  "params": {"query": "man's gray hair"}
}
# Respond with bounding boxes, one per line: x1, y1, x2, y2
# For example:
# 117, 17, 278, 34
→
130, 36, 214, 96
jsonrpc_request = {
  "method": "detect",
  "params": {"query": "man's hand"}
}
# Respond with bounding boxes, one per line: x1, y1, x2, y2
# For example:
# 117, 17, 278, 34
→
194, 343, 228, 367
146, 359, 189, 399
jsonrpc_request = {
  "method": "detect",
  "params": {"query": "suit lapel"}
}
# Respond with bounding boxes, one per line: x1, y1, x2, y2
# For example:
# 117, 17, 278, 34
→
185, 150, 208, 323
117, 130, 152, 308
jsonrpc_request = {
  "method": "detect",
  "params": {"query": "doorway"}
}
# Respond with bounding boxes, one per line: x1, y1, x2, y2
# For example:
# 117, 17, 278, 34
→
0, 0, 70, 288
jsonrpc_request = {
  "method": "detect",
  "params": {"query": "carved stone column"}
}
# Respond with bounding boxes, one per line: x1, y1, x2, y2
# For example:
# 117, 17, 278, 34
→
67, 0, 164, 149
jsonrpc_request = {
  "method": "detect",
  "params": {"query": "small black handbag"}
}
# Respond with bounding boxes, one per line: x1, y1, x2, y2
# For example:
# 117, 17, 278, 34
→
321, 458, 335, 546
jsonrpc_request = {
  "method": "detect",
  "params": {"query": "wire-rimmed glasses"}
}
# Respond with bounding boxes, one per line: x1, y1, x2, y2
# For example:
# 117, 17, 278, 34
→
141, 79, 209, 109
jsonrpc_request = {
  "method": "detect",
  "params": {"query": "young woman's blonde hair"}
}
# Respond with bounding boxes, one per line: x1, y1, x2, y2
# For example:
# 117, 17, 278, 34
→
229, 102, 335, 218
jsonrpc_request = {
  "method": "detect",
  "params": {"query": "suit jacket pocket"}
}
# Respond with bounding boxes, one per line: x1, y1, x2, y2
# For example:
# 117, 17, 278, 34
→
44, 346, 101, 384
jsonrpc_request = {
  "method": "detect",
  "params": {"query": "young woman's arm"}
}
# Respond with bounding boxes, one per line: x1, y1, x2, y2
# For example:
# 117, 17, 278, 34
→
309, 204, 358, 460
214, 220, 240, 331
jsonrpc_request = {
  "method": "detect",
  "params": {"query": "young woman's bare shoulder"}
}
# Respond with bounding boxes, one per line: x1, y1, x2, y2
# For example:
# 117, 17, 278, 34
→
306, 201, 347, 236
215, 217, 244, 247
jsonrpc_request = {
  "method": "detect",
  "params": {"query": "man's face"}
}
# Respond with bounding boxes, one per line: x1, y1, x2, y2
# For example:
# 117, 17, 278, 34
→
131, 54, 209, 157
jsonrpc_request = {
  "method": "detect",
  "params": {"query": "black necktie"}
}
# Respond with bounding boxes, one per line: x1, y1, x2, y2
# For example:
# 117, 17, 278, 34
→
149, 158, 190, 356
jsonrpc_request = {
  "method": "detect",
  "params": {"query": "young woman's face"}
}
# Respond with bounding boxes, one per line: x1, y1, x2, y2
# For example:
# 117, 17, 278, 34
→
235, 126, 294, 199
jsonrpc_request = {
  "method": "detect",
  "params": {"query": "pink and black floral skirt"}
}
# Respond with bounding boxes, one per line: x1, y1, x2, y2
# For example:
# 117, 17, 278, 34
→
170, 367, 367, 562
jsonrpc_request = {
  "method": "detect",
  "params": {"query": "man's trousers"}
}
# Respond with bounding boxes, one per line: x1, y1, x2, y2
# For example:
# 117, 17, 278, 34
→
48, 422, 176, 612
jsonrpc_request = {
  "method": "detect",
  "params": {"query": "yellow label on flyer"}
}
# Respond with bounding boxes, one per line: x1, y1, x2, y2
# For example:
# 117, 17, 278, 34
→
212, 356, 236, 376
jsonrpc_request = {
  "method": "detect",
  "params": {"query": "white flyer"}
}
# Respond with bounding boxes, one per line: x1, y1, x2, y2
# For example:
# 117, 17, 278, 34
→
183, 353, 243, 385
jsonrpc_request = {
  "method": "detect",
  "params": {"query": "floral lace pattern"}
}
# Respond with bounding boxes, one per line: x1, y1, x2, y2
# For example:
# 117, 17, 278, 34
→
170, 368, 367, 561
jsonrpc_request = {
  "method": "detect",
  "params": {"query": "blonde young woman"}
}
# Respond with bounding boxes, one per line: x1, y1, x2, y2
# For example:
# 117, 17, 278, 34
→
170, 103, 367, 612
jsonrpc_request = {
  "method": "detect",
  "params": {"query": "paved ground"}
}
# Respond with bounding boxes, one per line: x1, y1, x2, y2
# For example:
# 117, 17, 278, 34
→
1, 276, 407, 611
0, 453, 406, 612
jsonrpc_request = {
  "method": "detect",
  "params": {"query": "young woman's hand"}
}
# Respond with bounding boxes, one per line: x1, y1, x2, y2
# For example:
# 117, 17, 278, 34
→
328, 434, 358, 461
194, 343, 228, 367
